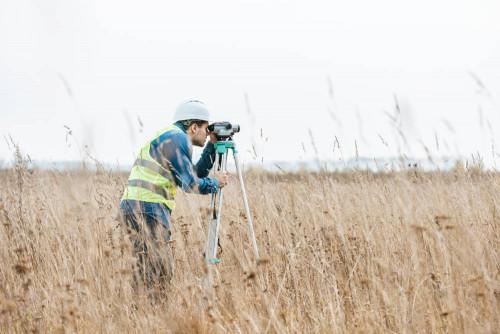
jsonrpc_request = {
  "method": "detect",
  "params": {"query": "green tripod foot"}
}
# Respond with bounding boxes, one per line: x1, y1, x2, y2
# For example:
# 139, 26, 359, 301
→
207, 258, 221, 264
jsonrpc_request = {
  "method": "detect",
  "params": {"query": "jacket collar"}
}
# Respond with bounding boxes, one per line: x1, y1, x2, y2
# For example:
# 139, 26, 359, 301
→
174, 121, 187, 133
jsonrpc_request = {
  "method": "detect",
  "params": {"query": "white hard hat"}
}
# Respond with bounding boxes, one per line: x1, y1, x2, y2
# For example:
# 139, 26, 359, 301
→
173, 100, 210, 122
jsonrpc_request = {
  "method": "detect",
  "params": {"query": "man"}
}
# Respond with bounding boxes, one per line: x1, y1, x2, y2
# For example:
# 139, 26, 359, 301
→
119, 100, 229, 287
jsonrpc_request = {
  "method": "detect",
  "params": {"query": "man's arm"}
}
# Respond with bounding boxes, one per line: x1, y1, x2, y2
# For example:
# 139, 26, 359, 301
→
194, 142, 216, 178
156, 133, 218, 194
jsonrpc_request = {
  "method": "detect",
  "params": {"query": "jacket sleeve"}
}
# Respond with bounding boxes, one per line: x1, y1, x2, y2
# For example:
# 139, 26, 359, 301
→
157, 133, 219, 194
194, 142, 217, 178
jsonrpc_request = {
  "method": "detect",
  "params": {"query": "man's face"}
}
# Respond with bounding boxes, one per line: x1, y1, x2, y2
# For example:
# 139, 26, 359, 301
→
190, 122, 209, 147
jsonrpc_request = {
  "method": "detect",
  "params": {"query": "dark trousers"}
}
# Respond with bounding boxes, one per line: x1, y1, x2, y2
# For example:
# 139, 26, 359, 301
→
119, 201, 174, 288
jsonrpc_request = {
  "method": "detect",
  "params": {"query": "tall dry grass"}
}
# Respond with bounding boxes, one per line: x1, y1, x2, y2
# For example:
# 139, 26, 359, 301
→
0, 160, 498, 333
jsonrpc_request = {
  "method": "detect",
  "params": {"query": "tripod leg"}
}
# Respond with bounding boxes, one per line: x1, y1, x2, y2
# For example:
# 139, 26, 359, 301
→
213, 153, 228, 249
233, 150, 260, 262
205, 152, 227, 264
205, 153, 219, 263
205, 192, 218, 262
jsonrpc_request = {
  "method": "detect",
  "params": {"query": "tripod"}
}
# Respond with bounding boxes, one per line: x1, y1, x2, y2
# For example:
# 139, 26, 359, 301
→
205, 139, 260, 264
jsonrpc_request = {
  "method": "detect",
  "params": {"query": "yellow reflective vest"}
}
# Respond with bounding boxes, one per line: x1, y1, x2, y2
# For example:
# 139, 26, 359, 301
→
121, 125, 181, 211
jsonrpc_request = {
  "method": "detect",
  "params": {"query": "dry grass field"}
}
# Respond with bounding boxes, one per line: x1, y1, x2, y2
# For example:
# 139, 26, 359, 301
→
0, 160, 499, 333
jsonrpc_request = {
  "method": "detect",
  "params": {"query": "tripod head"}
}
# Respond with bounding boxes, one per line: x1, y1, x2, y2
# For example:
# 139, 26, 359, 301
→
208, 122, 240, 140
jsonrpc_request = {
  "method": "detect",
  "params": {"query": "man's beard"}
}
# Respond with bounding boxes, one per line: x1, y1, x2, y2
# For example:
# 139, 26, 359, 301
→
194, 138, 205, 147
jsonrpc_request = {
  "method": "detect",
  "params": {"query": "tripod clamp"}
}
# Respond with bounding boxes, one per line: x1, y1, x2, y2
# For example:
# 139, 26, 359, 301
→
205, 139, 260, 265
214, 140, 236, 155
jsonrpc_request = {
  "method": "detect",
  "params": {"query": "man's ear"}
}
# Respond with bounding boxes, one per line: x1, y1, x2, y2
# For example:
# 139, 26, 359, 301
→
188, 123, 196, 134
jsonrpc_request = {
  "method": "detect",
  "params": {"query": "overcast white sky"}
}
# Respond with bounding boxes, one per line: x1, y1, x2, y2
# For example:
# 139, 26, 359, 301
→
1, 0, 500, 168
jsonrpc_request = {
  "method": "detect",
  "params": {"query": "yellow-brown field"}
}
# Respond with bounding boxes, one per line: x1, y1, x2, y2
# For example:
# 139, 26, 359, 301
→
0, 165, 498, 333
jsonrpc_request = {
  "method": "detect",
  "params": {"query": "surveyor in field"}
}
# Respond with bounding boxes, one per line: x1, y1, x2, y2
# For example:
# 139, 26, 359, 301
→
119, 100, 229, 287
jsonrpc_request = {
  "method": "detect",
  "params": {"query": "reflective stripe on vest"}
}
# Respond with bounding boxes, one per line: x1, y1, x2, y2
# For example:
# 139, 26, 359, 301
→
122, 125, 182, 211
133, 158, 174, 183
127, 179, 173, 200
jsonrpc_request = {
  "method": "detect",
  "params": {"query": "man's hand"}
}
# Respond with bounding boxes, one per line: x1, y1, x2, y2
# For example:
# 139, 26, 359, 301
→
214, 171, 230, 188
209, 132, 218, 144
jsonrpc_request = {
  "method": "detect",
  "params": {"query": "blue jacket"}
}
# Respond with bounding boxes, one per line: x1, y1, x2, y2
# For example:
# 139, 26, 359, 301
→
120, 121, 218, 220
